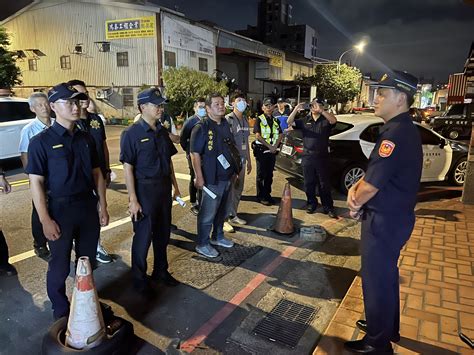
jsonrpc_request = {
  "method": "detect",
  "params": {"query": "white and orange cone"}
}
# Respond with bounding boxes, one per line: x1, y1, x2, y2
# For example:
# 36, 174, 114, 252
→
65, 256, 105, 350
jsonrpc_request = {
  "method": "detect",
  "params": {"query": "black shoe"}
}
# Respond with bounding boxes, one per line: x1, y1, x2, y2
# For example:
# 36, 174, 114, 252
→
259, 199, 271, 206
0, 263, 17, 277
323, 208, 337, 219
151, 271, 180, 287
170, 224, 178, 231
356, 320, 400, 343
267, 197, 275, 205
344, 339, 393, 354
306, 205, 317, 214
190, 205, 199, 216
34, 245, 51, 260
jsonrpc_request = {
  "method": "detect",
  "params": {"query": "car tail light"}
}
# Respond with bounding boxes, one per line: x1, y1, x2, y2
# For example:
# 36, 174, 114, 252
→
294, 146, 304, 153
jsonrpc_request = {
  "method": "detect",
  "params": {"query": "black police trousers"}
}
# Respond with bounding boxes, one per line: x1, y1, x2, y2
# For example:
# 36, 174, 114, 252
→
255, 149, 276, 201
0, 230, 9, 266
360, 210, 414, 347
132, 177, 172, 288
31, 201, 48, 249
186, 154, 201, 204
47, 194, 100, 319
302, 153, 333, 210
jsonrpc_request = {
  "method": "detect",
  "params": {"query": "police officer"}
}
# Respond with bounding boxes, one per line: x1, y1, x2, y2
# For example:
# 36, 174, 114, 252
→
26, 83, 109, 319
252, 98, 282, 205
287, 98, 337, 218
190, 93, 238, 258
120, 88, 179, 294
0, 166, 17, 277
67, 79, 113, 264
180, 98, 206, 216
273, 97, 291, 131
345, 70, 422, 353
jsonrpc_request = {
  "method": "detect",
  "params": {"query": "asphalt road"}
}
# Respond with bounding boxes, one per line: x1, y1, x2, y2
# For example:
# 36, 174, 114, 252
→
0, 125, 463, 354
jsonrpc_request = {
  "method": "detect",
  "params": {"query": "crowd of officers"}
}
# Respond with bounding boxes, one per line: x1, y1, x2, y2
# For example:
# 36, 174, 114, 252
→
0, 69, 421, 355
0, 81, 338, 317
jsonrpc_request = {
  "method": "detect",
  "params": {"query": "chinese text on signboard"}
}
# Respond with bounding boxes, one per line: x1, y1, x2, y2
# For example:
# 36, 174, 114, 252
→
106, 16, 155, 39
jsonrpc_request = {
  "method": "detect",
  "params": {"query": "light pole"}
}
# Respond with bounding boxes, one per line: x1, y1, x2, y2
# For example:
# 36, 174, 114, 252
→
337, 41, 366, 73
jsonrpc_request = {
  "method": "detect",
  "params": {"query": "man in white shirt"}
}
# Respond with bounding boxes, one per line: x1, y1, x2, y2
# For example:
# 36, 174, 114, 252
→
18, 92, 53, 260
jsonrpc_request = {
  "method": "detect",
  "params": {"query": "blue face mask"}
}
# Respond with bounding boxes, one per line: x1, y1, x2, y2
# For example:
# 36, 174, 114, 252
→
197, 108, 206, 117
236, 100, 247, 113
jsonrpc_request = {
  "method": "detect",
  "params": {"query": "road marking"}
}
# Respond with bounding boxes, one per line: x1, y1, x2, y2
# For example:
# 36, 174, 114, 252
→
179, 212, 350, 353
8, 165, 190, 188
8, 195, 191, 265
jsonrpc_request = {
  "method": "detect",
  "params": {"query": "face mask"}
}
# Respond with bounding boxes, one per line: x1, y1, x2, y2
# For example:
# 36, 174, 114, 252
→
236, 100, 247, 113
197, 108, 206, 117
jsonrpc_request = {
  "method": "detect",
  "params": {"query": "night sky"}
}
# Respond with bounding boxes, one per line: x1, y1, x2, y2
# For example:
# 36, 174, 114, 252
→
3, 0, 474, 83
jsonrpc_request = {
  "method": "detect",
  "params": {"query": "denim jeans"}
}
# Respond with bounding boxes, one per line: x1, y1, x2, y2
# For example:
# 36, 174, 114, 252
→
197, 180, 231, 246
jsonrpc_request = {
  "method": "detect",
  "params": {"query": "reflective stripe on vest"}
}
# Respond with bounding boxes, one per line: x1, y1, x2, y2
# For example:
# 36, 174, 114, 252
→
258, 114, 279, 144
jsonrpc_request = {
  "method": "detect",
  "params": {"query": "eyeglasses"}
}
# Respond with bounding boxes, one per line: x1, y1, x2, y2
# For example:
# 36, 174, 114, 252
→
55, 100, 81, 107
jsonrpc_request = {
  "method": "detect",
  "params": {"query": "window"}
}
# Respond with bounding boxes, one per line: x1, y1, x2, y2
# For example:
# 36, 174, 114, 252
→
443, 104, 465, 117
117, 52, 129, 67
198, 57, 208, 72
359, 124, 383, 143
0, 102, 35, 123
164, 51, 176, 67
28, 59, 37, 71
60, 55, 71, 69
122, 88, 134, 107
417, 125, 442, 145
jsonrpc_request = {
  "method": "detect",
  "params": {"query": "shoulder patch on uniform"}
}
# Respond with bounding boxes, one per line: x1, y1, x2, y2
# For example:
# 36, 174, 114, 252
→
378, 140, 396, 157
90, 119, 101, 130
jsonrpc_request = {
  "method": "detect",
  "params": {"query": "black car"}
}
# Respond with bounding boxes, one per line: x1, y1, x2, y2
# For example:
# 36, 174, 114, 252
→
276, 114, 468, 194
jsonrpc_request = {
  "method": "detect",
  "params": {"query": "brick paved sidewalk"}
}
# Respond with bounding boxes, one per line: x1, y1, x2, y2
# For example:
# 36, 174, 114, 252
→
313, 198, 474, 354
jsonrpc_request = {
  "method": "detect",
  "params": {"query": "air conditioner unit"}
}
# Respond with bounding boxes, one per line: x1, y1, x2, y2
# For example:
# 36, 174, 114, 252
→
74, 44, 83, 54
96, 90, 107, 99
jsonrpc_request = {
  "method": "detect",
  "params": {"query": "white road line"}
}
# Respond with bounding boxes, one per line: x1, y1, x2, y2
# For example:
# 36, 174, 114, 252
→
9, 195, 191, 265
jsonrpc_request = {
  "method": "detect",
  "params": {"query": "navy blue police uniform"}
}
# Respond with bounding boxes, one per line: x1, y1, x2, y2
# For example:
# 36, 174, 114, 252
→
120, 110, 177, 290
357, 71, 423, 351
294, 103, 336, 214
77, 112, 108, 178
26, 85, 101, 319
253, 101, 282, 204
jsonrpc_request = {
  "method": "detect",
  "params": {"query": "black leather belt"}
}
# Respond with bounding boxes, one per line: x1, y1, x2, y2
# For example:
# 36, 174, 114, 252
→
48, 191, 95, 203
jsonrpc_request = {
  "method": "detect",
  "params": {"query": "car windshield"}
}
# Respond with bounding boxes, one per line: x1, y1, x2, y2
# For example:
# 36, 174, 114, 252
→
0, 101, 35, 122
441, 104, 464, 117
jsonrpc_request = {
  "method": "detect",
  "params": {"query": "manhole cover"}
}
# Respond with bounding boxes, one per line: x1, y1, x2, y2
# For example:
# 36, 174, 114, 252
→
170, 241, 262, 289
253, 299, 318, 348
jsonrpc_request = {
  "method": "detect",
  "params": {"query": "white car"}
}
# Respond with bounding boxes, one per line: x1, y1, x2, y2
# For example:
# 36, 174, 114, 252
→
276, 114, 468, 193
0, 97, 35, 160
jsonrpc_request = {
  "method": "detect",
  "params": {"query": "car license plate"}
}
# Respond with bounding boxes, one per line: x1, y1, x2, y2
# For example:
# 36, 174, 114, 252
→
281, 144, 293, 155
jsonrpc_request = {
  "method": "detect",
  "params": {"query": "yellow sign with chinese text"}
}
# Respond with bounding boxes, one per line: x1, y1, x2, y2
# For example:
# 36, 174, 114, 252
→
106, 16, 155, 40
267, 48, 284, 68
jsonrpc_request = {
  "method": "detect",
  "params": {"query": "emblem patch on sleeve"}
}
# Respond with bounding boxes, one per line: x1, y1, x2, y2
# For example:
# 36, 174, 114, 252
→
379, 140, 396, 157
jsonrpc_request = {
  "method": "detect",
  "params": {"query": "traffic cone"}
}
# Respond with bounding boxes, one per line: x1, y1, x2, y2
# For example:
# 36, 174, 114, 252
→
272, 183, 295, 235
65, 256, 105, 350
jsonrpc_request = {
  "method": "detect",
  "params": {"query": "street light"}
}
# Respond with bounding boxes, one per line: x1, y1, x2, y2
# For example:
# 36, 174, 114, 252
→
337, 41, 366, 73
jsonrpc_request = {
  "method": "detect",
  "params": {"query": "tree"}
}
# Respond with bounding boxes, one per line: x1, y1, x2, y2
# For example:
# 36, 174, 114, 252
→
306, 64, 361, 113
162, 67, 228, 119
0, 27, 22, 89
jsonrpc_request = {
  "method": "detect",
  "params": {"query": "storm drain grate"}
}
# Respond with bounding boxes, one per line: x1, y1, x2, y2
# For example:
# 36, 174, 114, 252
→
253, 299, 318, 348
170, 241, 262, 289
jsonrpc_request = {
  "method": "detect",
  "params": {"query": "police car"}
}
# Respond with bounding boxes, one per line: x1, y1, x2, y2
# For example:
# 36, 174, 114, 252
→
275, 114, 468, 194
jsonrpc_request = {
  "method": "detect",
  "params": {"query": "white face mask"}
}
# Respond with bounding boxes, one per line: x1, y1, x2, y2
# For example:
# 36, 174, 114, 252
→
235, 100, 247, 113
197, 107, 206, 117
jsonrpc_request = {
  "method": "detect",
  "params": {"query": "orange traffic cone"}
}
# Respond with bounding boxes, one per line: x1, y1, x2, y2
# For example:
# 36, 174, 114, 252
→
272, 182, 295, 235
65, 256, 105, 350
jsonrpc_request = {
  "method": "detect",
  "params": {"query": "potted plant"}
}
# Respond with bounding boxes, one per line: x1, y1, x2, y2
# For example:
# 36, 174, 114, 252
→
0, 27, 22, 96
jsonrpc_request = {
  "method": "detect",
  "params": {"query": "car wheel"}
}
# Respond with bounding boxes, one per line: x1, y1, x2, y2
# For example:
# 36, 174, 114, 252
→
340, 164, 366, 194
449, 157, 467, 186
448, 129, 460, 140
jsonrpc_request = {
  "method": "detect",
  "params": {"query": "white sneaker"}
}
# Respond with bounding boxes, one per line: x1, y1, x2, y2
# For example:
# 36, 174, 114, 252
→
230, 216, 247, 225
223, 221, 235, 233
195, 244, 219, 258
96, 244, 113, 264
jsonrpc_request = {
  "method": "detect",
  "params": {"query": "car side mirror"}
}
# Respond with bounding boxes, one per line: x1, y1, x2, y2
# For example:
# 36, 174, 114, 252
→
439, 138, 446, 149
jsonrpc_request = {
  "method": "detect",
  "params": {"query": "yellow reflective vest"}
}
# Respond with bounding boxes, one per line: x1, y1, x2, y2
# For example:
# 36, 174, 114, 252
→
258, 114, 280, 145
